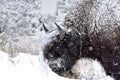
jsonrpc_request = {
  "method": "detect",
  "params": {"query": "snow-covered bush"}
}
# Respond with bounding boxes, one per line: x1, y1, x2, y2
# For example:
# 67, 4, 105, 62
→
0, 0, 60, 56
0, 0, 73, 57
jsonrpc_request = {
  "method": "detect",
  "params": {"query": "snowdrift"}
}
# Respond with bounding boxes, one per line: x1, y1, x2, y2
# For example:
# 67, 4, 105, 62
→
0, 50, 77, 80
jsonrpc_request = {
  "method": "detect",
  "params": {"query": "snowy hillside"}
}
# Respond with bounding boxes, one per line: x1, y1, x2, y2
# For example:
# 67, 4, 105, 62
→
0, 50, 77, 80
0, 0, 71, 55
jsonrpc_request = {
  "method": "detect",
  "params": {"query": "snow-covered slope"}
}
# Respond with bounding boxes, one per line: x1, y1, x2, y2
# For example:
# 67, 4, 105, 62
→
0, 50, 77, 80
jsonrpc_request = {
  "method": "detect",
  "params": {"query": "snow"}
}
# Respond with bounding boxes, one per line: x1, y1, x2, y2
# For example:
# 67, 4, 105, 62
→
71, 58, 114, 80
98, 76, 114, 80
0, 51, 77, 80
88, 46, 93, 51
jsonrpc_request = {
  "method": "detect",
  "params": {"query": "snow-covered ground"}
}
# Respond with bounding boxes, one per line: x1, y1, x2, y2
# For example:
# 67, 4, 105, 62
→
0, 50, 77, 80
